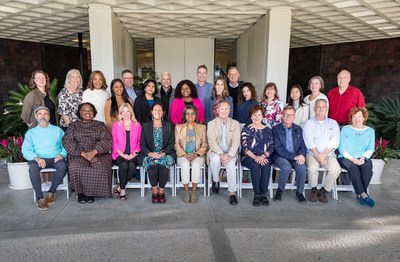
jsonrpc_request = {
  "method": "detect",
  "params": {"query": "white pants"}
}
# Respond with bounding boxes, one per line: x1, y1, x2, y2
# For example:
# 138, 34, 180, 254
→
306, 154, 341, 192
208, 152, 237, 193
177, 156, 205, 184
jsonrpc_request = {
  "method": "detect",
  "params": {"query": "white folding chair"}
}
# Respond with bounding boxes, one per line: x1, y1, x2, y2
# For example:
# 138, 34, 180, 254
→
207, 158, 240, 197
304, 167, 337, 200
238, 164, 252, 198
112, 165, 144, 196
268, 165, 297, 198
175, 164, 207, 196
335, 168, 369, 199
142, 165, 175, 196
33, 168, 69, 202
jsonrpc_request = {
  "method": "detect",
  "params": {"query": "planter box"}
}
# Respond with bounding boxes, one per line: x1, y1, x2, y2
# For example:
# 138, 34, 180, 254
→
371, 159, 385, 185
7, 162, 32, 190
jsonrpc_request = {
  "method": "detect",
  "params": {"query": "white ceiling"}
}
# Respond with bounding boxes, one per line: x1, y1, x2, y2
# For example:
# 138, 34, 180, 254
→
0, 0, 400, 53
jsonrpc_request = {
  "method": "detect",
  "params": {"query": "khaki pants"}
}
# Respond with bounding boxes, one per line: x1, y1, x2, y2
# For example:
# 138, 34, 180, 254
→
177, 156, 205, 184
208, 152, 237, 193
306, 154, 341, 192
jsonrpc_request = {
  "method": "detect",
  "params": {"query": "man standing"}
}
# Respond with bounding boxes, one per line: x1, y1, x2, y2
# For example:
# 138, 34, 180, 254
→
303, 99, 341, 203
272, 106, 307, 203
195, 65, 213, 107
207, 100, 241, 205
121, 69, 142, 102
157, 71, 175, 119
22, 106, 67, 211
227, 67, 241, 113
328, 69, 365, 126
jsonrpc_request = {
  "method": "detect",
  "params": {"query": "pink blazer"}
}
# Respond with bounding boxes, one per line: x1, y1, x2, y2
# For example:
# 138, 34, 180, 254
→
170, 97, 205, 125
111, 120, 142, 160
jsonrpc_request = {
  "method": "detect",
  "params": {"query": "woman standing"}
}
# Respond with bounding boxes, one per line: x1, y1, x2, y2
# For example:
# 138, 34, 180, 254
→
138, 103, 176, 203
104, 78, 133, 130
234, 82, 259, 125
241, 105, 274, 206
174, 105, 208, 203
304, 76, 329, 119
338, 107, 375, 207
82, 70, 110, 123
170, 79, 205, 125
22, 70, 58, 128
259, 82, 283, 128
133, 79, 162, 125
62, 102, 113, 204
58, 69, 83, 131
205, 77, 234, 123
112, 103, 141, 200
286, 85, 309, 127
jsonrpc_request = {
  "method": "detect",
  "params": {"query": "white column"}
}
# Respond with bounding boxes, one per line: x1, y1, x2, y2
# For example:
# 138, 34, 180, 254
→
265, 8, 292, 103
88, 4, 115, 89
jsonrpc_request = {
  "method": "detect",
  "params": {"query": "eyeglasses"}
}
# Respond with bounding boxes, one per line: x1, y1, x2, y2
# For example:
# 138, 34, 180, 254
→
283, 114, 295, 118
185, 112, 197, 116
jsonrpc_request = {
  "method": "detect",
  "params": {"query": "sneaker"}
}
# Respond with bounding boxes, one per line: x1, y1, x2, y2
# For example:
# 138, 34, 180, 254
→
307, 188, 318, 202
260, 195, 270, 206
229, 195, 238, 205
212, 181, 220, 194
296, 192, 307, 203
45, 192, 55, 206
252, 194, 261, 206
191, 191, 198, 203
318, 188, 328, 203
37, 198, 49, 211
273, 190, 282, 202
183, 190, 190, 203
359, 196, 375, 208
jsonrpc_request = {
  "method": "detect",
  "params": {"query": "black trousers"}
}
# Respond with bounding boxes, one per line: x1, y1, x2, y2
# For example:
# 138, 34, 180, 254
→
114, 156, 138, 189
147, 164, 169, 188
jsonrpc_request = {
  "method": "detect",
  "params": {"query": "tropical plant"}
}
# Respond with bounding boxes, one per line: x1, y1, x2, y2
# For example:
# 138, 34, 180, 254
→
0, 136, 25, 163
372, 138, 400, 161
0, 79, 58, 138
370, 95, 400, 149
133, 68, 159, 90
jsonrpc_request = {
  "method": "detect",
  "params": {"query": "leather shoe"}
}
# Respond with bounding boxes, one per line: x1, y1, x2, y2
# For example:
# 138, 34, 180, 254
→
252, 194, 261, 206
307, 188, 318, 202
212, 181, 220, 194
296, 192, 307, 203
318, 188, 328, 203
273, 190, 282, 202
260, 195, 269, 206
229, 195, 238, 205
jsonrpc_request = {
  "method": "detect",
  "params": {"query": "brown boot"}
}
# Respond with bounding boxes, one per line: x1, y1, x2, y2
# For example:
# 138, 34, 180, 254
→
318, 188, 328, 203
307, 188, 318, 202
45, 192, 55, 206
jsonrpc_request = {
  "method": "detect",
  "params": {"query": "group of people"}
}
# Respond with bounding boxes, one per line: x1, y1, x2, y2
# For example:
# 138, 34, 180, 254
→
20, 66, 375, 211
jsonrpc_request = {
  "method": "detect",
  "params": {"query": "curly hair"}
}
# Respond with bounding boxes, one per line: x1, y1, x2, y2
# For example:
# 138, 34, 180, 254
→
174, 79, 198, 98
237, 82, 258, 104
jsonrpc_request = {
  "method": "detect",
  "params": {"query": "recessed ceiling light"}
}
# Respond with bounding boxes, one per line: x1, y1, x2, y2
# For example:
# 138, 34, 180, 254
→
333, 1, 360, 8
366, 19, 387, 25
351, 10, 376, 17
72, 39, 89, 43
184, 24, 190, 27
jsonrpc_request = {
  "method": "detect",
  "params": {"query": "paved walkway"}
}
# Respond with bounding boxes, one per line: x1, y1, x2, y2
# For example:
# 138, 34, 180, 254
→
0, 160, 399, 261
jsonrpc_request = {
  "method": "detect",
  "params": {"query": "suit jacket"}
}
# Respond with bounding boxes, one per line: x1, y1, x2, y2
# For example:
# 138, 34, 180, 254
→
170, 97, 205, 125
138, 120, 176, 165
111, 120, 142, 160
205, 96, 234, 124
174, 123, 208, 157
133, 94, 162, 124
207, 117, 240, 158
272, 122, 307, 160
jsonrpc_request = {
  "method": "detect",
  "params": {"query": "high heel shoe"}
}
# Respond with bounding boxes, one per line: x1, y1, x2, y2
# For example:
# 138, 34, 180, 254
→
152, 193, 159, 203
159, 192, 166, 203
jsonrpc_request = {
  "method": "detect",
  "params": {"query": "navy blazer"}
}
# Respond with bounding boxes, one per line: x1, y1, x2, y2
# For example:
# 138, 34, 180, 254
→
138, 120, 177, 165
272, 122, 306, 160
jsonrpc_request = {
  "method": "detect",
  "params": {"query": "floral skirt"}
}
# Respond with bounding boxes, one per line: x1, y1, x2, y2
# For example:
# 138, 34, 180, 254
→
143, 155, 175, 171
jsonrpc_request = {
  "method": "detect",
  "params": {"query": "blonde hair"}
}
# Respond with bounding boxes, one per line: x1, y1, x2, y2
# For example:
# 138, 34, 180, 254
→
64, 69, 83, 89
212, 77, 229, 99
117, 103, 137, 124
29, 70, 50, 91
86, 70, 107, 90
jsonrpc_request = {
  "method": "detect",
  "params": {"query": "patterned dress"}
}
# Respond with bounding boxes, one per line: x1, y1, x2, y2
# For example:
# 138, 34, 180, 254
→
260, 98, 283, 128
62, 120, 113, 197
143, 127, 175, 170
240, 125, 274, 161
58, 87, 82, 128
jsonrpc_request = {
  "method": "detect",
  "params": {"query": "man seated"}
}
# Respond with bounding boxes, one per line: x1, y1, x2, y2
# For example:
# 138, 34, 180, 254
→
207, 100, 241, 205
303, 99, 341, 203
272, 105, 307, 203
22, 106, 67, 211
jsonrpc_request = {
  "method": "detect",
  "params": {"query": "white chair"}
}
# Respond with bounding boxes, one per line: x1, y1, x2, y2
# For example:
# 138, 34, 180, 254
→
142, 165, 175, 196
112, 165, 144, 197
238, 164, 252, 198
268, 165, 297, 198
335, 168, 369, 199
304, 167, 337, 200
175, 164, 207, 196
207, 159, 240, 197
33, 168, 69, 202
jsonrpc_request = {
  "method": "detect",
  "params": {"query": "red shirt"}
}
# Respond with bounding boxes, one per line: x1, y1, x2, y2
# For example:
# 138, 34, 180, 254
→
328, 85, 365, 125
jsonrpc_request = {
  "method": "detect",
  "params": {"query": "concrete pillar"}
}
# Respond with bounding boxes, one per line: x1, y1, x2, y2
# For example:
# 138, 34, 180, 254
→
265, 7, 292, 103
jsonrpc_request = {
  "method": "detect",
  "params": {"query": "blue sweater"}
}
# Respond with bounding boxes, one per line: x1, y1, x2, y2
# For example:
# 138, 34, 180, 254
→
338, 125, 375, 159
22, 124, 67, 160
234, 99, 259, 125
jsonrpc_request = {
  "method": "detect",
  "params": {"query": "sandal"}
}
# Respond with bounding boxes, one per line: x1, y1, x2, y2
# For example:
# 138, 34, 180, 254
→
120, 195, 127, 200
113, 186, 120, 198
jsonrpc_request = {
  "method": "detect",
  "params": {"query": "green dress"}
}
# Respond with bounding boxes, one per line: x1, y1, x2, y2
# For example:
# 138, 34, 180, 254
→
143, 127, 175, 170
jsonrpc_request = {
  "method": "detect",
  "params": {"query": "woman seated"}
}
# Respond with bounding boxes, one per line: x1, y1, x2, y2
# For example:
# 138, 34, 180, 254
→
138, 103, 176, 203
234, 82, 259, 125
338, 107, 375, 208
62, 102, 113, 204
104, 78, 133, 130
260, 82, 283, 128
134, 79, 162, 125
286, 85, 309, 127
170, 79, 205, 125
111, 103, 141, 200
174, 105, 208, 203
205, 77, 234, 123
241, 105, 274, 206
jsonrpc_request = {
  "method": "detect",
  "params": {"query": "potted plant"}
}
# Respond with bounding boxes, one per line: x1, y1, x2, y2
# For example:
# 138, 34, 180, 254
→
370, 138, 400, 184
0, 136, 32, 190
